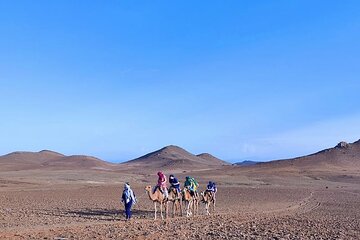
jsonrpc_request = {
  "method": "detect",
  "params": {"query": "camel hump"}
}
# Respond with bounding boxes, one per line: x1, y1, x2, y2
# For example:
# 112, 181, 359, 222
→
153, 186, 168, 201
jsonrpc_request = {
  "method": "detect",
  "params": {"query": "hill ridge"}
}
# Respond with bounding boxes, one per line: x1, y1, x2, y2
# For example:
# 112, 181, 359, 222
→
0, 150, 113, 171
123, 145, 227, 170
255, 140, 360, 170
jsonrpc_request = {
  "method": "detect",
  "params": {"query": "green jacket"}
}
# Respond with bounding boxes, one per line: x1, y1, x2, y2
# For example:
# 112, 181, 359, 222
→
184, 177, 198, 190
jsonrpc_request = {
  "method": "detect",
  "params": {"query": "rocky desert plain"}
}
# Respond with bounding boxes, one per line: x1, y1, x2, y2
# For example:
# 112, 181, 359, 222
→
0, 141, 359, 239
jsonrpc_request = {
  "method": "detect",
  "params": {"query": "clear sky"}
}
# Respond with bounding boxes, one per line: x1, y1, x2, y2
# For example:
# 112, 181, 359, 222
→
0, 1, 359, 162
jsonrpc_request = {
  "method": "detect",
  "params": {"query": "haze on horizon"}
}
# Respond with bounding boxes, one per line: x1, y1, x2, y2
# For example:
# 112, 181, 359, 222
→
1, 1, 359, 163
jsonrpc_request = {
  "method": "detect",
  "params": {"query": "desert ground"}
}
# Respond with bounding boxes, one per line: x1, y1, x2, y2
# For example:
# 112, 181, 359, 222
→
0, 168, 359, 239
1, 142, 359, 239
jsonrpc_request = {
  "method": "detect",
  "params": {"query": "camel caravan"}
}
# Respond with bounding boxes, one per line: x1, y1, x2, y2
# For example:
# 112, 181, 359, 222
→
123, 172, 217, 220
144, 173, 217, 220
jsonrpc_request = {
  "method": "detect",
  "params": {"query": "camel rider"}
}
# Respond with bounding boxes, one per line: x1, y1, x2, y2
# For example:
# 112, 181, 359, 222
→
156, 171, 168, 198
206, 181, 217, 200
169, 174, 181, 193
184, 176, 199, 196
206, 181, 217, 193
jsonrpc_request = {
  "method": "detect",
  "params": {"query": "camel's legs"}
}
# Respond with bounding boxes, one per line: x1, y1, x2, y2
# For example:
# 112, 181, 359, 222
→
193, 199, 197, 216
177, 201, 180, 217
176, 200, 181, 217
188, 201, 191, 217
177, 200, 180, 217
194, 199, 197, 216
172, 201, 176, 218
196, 200, 198, 216
154, 202, 157, 220
213, 194, 216, 213
179, 199, 183, 217
206, 202, 210, 215
165, 201, 168, 219
160, 203, 163, 220
193, 194, 197, 216
196, 198, 199, 215
187, 200, 193, 217
197, 199, 199, 215
187, 201, 190, 217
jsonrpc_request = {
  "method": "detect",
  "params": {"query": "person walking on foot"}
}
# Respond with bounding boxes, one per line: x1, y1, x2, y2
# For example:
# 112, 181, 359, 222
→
121, 182, 137, 221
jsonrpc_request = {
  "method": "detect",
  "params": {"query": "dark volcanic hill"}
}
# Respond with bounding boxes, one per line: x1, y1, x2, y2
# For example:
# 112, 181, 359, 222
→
123, 145, 228, 170
0, 150, 114, 171
256, 140, 360, 171
234, 160, 260, 166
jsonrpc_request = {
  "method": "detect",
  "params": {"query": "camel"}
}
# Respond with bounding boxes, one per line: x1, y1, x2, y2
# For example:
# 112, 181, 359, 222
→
145, 185, 168, 220
201, 190, 216, 215
168, 187, 183, 217
182, 187, 197, 217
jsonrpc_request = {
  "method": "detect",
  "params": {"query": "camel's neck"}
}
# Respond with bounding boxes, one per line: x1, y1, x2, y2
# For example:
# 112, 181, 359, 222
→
146, 190, 158, 201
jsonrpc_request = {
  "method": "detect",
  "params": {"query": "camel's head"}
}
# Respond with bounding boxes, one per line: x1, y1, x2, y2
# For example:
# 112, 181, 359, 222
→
144, 185, 152, 192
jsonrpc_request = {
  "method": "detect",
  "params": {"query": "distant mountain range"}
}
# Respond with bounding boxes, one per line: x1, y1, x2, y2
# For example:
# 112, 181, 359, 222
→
0, 145, 229, 172
1, 140, 359, 172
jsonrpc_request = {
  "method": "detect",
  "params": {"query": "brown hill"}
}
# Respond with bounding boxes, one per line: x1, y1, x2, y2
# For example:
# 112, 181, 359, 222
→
122, 145, 228, 170
255, 140, 360, 171
196, 153, 228, 165
0, 150, 114, 171
41, 155, 115, 170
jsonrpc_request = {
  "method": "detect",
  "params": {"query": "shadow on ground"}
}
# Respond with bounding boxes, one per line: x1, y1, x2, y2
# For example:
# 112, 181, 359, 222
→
40, 208, 154, 221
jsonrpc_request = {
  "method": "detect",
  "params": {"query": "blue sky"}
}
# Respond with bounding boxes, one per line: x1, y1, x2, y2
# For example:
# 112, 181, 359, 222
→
0, 1, 359, 162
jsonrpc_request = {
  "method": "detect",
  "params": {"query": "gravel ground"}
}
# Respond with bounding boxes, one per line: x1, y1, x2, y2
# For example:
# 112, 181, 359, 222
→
1, 180, 359, 239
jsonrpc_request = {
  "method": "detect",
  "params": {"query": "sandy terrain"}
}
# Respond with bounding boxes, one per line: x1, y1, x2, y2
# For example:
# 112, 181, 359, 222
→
0, 167, 359, 240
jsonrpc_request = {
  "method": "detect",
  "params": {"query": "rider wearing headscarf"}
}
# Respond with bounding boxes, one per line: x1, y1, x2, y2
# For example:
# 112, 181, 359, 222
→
156, 171, 168, 198
121, 182, 137, 220
169, 174, 181, 192
184, 176, 199, 195
206, 181, 217, 192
